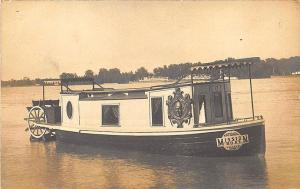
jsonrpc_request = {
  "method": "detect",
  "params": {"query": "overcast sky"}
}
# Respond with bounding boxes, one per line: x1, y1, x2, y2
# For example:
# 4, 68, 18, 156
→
2, 1, 300, 80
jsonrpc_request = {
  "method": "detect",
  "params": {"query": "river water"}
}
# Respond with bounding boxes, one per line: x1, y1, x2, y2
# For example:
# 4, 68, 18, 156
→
1, 77, 300, 189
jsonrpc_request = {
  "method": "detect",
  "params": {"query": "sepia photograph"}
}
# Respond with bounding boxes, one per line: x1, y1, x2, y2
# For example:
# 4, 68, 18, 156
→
1, 1, 300, 188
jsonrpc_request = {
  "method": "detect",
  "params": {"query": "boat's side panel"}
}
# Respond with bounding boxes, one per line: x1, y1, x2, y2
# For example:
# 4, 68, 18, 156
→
55, 123, 265, 157
149, 86, 193, 128
62, 85, 194, 131
61, 94, 80, 127
79, 98, 149, 130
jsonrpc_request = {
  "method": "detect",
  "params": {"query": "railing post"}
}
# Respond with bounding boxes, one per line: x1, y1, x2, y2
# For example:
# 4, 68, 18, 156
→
248, 63, 255, 120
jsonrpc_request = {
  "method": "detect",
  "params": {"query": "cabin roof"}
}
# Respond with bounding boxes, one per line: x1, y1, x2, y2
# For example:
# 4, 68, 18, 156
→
60, 80, 227, 95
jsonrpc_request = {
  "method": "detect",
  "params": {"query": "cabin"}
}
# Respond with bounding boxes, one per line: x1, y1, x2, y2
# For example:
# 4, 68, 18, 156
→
57, 78, 233, 132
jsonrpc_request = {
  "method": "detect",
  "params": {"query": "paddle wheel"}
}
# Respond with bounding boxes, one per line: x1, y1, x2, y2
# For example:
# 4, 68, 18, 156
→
25, 99, 61, 141
27, 106, 48, 139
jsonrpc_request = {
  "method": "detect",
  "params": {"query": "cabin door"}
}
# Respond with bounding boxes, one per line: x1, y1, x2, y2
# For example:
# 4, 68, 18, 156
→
194, 95, 207, 126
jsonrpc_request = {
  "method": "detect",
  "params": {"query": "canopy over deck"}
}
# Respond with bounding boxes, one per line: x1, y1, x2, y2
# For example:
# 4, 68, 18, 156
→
191, 57, 260, 72
190, 57, 260, 121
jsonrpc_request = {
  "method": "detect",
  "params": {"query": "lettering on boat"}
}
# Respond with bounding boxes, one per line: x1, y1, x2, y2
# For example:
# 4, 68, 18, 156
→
216, 130, 249, 150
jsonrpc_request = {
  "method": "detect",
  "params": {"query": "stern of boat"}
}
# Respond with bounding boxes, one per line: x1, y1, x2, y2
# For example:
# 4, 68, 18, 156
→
212, 119, 266, 157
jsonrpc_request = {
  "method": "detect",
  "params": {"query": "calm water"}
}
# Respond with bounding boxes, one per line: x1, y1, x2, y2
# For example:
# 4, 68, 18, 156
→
1, 77, 300, 189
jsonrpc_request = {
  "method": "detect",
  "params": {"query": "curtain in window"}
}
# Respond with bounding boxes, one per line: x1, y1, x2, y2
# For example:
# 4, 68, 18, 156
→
152, 99, 162, 114
103, 106, 110, 115
112, 106, 119, 119
102, 105, 119, 125
199, 96, 205, 112
151, 98, 163, 125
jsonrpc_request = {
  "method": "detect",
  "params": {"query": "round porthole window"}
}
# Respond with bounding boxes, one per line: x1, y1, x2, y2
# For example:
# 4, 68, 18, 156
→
66, 101, 73, 119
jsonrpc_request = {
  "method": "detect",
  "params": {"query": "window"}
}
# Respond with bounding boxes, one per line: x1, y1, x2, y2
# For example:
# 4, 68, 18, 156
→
213, 92, 223, 117
102, 105, 119, 126
66, 101, 73, 119
151, 97, 163, 126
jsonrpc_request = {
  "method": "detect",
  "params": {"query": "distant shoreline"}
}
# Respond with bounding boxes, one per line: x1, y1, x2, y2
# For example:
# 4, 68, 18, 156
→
0, 78, 172, 88
2, 56, 300, 87
2, 76, 300, 88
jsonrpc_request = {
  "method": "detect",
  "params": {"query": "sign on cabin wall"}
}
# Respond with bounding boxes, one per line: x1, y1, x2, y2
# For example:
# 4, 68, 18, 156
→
166, 88, 192, 128
216, 130, 249, 151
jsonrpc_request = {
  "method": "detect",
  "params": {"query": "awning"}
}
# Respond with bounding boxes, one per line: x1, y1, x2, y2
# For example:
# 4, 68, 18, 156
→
191, 57, 260, 72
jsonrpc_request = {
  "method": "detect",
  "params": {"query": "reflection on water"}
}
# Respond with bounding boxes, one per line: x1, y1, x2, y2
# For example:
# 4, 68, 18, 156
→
54, 143, 267, 189
2, 77, 300, 188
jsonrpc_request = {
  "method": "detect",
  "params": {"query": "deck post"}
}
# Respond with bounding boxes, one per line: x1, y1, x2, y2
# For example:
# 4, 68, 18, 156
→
60, 80, 63, 92
248, 63, 255, 120
228, 67, 231, 82
191, 70, 196, 127
42, 82, 45, 102
191, 70, 194, 97
222, 69, 229, 124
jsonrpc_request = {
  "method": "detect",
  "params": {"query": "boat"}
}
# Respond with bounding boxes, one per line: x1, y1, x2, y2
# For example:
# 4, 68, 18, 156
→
24, 57, 266, 157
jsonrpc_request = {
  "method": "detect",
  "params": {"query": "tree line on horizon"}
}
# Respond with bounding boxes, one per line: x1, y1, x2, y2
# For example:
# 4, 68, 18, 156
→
2, 56, 300, 87
59, 62, 195, 84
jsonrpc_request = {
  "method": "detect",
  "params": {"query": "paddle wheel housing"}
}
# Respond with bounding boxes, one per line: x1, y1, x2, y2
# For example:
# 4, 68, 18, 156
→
26, 100, 61, 140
